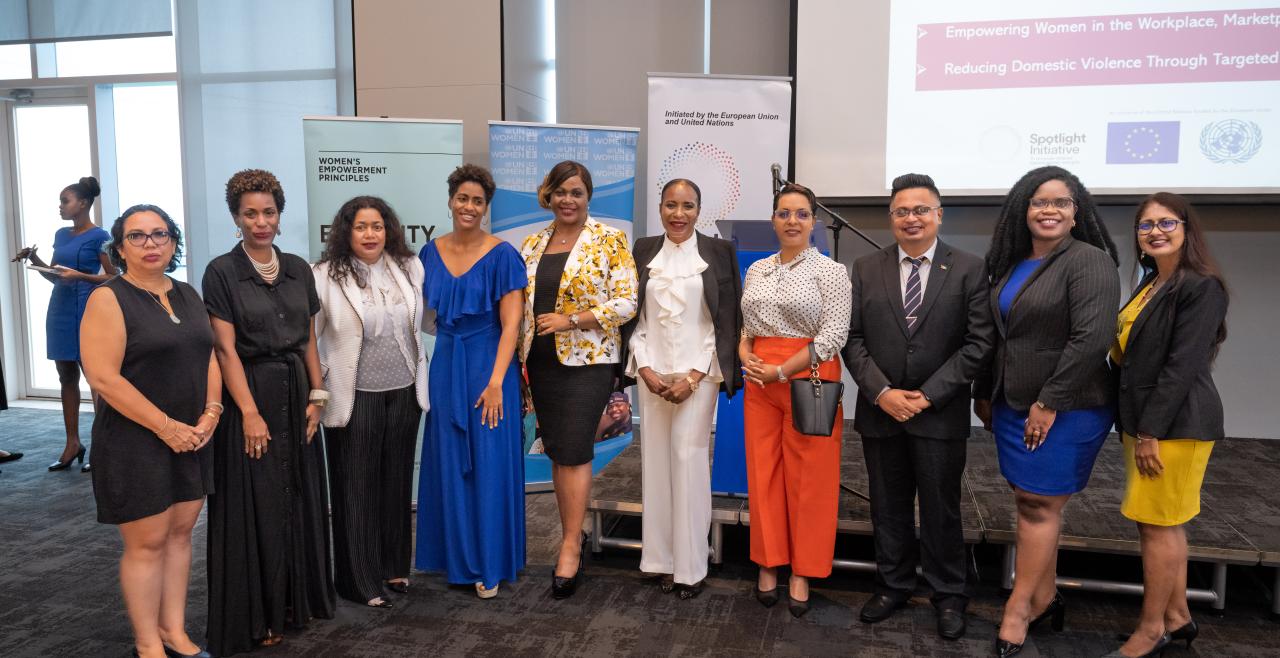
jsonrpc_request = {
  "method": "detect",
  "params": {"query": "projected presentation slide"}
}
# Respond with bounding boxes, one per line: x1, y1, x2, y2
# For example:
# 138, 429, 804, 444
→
886, 1, 1279, 194
796, 0, 1280, 197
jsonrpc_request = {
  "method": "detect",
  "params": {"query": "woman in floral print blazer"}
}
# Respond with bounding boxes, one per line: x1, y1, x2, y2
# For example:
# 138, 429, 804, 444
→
519, 161, 638, 599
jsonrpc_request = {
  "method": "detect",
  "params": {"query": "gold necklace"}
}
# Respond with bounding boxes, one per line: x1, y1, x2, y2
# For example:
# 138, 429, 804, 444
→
125, 273, 180, 324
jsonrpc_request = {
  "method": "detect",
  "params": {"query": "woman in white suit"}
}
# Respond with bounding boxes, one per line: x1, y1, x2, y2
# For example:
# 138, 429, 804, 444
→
313, 196, 428, 608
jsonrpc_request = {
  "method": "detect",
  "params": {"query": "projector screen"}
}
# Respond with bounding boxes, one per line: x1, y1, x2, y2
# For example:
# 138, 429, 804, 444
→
795, 0, 1280, 198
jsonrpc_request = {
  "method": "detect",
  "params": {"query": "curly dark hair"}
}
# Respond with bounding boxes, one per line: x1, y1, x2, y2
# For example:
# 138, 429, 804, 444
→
225, 169, 286, 216
107, 204, 184, 273
448, 164, 496, 203
985, 166, 1118, 281
318, 196, 415, 288
537, 160, 593, 209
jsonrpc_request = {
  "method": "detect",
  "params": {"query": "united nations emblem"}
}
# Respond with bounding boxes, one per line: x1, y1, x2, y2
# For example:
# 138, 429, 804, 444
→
1199, 120, 1262, 164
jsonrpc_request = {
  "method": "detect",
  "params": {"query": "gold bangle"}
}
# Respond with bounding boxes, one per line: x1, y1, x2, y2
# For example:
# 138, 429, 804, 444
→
203, 411, 219, 421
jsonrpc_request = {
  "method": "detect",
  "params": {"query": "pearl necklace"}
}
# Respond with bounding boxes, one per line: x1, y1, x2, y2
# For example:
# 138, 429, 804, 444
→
242, 242, 279, 282
125, 273, 181, 324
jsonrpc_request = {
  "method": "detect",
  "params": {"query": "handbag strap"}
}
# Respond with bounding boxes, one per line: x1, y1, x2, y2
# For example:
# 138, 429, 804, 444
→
807, 343, 824, 394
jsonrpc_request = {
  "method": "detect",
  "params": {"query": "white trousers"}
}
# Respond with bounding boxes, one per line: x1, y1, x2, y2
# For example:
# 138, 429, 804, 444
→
638, 372, 718, 585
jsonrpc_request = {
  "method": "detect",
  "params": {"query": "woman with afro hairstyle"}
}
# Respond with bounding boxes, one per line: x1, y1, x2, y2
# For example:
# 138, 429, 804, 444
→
202, 169, 335, 655
975, 166, 1121, 657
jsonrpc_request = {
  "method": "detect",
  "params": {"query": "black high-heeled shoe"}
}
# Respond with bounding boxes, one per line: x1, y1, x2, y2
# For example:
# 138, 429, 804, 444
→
754, 586, 779, 608
552, 566, 581, 599
1169, 619, 1198, 649
1101, 632, 1172, 658
48, 445, 86, 471
677, 580, 703, 600
386, 579, 410, 594
994, 592, 1066, 657
788, 593, 810, 618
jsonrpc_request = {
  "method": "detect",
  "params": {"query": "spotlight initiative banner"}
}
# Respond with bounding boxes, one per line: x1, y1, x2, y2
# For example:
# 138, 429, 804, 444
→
302, 116, 463, 261
487, 120, 639, 247
646, 74, 792, 237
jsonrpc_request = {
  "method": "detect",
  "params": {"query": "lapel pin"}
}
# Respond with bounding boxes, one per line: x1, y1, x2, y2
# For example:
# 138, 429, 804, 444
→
940, 264, 948, 270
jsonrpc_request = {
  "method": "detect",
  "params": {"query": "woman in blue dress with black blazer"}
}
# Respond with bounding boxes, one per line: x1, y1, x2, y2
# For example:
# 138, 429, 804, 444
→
974, 166, 1121, 658
11, 176, 116, 472
416, 164, 527, 599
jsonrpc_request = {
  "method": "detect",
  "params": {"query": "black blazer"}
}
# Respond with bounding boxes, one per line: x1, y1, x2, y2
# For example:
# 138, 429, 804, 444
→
1112, 271, 1226, 441
976, 237, 1120, 411
619, 231, 744, 396
842, 240, 995, 440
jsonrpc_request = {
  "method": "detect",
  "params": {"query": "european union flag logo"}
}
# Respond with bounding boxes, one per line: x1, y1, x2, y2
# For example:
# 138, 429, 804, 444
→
1106, 122, 1180, 164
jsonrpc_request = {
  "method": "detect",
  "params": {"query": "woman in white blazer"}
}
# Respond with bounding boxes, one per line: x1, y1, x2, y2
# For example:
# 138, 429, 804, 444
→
313, 196, 428, 608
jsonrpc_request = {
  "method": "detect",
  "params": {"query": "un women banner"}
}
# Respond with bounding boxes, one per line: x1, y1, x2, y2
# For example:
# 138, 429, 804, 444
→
646, 74, 792, 238
488, 121, 639, 247
302, 116, 463, 261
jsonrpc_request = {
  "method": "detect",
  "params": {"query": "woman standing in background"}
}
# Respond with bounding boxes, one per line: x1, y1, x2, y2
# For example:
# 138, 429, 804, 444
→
11, 176, 116, 472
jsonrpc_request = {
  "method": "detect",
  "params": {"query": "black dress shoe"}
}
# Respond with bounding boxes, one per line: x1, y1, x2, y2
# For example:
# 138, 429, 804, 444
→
859, 593, 907, 623
677, 580, 703, 600
0, 450, 23, 463
754, 586, 779, 608
48, 445, 85, 471
163, 644, 213, 658
552, 567, 580, 599
788, 593, 810, 618
386, 579, 410, 594
937, 608, 966, 639
1169, 619, 1198, 649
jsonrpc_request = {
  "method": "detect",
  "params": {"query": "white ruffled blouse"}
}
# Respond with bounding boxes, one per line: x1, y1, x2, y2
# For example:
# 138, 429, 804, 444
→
626, 235, 722, 381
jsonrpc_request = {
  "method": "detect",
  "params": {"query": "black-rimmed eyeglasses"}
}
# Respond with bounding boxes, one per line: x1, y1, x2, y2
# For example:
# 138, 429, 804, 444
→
123, 230, 172, 247
1136, 218, 1185, 234
889, 205, 940, 218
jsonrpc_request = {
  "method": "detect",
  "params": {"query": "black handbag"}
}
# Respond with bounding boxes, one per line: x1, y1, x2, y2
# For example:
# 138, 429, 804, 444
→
790, 344, 844, 436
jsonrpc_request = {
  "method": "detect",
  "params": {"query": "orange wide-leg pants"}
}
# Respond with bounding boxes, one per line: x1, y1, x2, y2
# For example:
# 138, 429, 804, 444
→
744, 336, 843, 578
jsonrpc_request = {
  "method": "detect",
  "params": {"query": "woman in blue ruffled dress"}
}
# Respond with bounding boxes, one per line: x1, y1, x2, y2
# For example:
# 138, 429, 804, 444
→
415, 164, 527, 598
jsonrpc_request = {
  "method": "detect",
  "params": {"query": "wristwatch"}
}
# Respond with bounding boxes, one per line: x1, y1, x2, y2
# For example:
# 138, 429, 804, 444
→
776, 366, 788, 383
685, 375, 700, 391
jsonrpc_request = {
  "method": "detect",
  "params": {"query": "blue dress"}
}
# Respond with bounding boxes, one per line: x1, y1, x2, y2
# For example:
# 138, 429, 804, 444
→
47, 225, 110, 361
993, 258, 1112, 496
415, 240, 527, 588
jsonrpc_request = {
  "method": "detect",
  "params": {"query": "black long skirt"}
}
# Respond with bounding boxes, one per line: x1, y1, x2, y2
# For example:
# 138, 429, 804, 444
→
206, 356, 335, 656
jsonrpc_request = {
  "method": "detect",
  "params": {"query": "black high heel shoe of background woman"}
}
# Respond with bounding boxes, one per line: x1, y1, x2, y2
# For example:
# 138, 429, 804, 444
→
1169, 619, 1198, 648
48, 445, 85, 471
994, 592, 1065, 657
551, 566, 581, 599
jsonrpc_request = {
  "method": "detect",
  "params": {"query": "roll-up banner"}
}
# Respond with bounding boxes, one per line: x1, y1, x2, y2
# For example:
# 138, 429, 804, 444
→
302, 116, 464, 261
645, 73, 793, 238
488, 120, 639, 248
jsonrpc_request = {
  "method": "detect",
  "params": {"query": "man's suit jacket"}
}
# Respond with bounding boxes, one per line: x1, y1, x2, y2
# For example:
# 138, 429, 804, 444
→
976, 237, 1120, 412
620, 231, 744, 396
1113, 270, 1227, 441
842, 240, 995, 440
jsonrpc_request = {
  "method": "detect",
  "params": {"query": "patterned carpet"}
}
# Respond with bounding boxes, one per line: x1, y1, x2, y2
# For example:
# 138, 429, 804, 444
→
1, 405, 1278, 657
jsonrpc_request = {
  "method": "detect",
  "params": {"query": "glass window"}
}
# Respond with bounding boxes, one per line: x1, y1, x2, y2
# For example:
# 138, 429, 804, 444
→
12, 104, 93, 393
50, 36, 176, 77
110, 82, 187, 280
0, 43, 30, 79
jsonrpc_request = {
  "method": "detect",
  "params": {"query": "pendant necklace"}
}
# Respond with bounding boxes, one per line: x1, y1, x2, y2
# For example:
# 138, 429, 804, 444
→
126, 273, 181, 324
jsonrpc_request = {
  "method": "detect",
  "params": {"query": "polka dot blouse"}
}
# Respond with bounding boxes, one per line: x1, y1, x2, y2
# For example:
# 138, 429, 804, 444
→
741, 247, 852, 362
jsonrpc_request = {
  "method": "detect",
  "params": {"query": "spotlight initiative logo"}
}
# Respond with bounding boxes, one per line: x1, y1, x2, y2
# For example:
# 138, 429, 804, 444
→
1200, 119, 1262, 164
657, 141, 741, 232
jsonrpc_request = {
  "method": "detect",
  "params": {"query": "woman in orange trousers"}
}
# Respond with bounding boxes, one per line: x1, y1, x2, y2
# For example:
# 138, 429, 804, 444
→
739, 183, 852, 618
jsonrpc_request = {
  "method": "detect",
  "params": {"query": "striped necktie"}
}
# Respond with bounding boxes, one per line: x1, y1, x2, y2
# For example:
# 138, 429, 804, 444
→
904, 256, 924, 330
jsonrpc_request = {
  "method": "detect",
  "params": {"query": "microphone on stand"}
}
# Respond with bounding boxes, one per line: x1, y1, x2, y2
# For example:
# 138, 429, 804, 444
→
770, 162, 783, 194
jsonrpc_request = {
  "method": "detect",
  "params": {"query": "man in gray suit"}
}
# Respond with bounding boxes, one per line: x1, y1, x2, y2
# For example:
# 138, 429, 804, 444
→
841, 174, 995, 639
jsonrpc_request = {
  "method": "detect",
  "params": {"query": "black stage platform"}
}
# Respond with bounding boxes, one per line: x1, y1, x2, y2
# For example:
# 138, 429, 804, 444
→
588, 427, 1280, 615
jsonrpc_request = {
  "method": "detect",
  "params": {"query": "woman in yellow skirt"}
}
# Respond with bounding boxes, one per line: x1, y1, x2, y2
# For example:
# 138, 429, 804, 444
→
1107, 192, 1228, 658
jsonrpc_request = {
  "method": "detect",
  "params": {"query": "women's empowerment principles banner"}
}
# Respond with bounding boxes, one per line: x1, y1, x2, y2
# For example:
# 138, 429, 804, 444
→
302, 116, 464, 261
488, 121, 639, 247
646, 74, 793, 238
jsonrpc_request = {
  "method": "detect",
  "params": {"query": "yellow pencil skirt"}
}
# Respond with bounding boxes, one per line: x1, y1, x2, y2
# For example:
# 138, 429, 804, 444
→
1121, 433, 1214, 526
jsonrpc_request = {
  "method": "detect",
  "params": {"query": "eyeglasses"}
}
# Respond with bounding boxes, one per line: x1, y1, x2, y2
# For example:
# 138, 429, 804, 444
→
772, 209, 813, 221
1029, 197, 1076, 210
889, 205, 940, 218
123, 230, 172, 247
1136, 218, 1185, 234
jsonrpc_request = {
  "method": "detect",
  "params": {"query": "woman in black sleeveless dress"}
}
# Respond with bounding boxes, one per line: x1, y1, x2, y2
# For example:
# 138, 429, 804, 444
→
203, 169, 334, 655
82, 204, 221, 658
